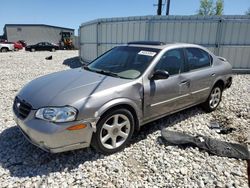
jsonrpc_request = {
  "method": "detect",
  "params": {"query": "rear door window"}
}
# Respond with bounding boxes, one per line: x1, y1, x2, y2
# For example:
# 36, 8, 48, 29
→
185, 48, 211, 71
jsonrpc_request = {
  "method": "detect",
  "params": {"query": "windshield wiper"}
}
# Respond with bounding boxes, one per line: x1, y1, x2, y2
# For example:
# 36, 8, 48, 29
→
95, 70, 121, 78
83, 66, 122, 78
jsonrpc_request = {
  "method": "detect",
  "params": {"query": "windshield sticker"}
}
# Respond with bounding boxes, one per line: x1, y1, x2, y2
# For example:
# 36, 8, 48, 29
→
138, 51, 156, 57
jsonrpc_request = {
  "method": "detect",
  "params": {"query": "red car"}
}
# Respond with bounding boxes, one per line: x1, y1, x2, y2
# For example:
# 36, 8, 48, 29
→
0, 40, 23, 50
13, 41, 23, 50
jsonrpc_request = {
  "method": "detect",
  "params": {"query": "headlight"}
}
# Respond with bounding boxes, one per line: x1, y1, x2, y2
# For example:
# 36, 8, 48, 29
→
35, 106, 77, 122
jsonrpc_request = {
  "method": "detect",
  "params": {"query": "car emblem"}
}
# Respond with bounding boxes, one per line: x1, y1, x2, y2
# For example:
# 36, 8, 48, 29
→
16, 102, 20, 109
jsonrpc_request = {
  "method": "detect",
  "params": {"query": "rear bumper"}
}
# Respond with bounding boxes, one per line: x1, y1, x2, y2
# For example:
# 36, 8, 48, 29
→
14, 111, 95, 153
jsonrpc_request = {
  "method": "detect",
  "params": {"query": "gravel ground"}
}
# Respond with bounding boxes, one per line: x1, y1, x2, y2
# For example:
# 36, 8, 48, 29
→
0, 50, 249, 187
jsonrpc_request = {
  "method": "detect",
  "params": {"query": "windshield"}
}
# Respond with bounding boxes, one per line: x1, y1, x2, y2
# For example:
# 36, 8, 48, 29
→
86, 46, 160, 79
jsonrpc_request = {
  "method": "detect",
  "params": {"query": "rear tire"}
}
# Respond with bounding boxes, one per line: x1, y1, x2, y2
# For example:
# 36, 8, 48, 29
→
51, 48, 55, 52
91, 108, 134, 155
201, 85, 222, 112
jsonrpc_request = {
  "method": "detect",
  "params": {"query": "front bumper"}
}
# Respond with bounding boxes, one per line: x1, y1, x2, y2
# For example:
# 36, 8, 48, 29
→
14, 110, 95, 153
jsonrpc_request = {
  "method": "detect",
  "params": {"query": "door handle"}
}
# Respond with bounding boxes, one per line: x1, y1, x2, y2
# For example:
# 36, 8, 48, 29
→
180, 80, 190, 87
180, 80, 190, 84
211, 73, 216, 77
180, 80, 188, 84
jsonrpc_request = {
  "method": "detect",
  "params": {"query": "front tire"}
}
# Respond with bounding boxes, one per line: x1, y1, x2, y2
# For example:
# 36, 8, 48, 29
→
31, 48, 35, 52
202, 85, 222, 112
51, 48, 56, 52
91, 108, 134, 154
1, 48, 8, 52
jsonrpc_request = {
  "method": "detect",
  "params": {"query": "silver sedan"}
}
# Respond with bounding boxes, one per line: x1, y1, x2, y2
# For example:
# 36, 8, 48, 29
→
13, 42, 232, 154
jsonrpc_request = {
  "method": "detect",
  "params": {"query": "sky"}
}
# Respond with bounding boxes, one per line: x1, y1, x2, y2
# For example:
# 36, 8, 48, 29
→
0, 0, 249, 35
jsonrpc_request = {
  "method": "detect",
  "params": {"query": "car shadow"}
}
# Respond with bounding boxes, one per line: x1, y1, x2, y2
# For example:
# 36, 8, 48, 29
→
0, 126, 99, 178
62, 56, 83, 69
130, 106, 204, 145
0, 106, 204, 178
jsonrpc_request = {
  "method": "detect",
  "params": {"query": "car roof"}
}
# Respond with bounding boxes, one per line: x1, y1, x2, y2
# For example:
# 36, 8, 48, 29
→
127, 42, 205, 50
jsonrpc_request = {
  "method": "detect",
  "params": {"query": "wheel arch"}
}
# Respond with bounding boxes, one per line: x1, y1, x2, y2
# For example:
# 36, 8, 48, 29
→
213, 79, 225, 90
96, 99, 142, 132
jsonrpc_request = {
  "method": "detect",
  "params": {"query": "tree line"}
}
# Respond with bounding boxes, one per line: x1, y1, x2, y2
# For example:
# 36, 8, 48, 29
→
197, 0, 249, 16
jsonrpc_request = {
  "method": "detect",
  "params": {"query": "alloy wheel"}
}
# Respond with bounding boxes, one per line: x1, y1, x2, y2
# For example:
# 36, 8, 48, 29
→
100, 114, 131, 149
209, 87, 221, 109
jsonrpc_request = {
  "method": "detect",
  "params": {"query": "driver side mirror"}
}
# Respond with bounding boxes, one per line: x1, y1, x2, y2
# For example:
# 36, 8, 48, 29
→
150, 70, 169, 80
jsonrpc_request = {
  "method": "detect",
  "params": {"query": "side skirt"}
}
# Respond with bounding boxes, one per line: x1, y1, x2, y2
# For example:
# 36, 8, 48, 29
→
140, 101, 205, 126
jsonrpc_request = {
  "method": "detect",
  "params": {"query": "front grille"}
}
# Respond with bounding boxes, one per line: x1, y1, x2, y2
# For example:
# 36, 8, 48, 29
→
13, 97, 32, 119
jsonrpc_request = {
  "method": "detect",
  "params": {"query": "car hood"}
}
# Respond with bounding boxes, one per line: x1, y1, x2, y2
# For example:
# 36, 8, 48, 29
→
18, 68, 132, 109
